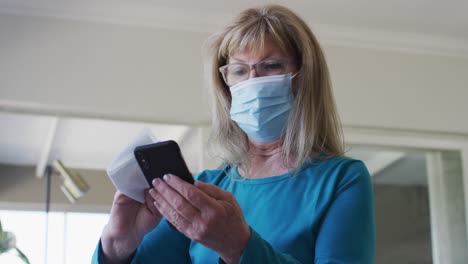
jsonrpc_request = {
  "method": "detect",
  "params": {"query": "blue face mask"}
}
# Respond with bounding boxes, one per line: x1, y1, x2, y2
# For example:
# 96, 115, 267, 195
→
229, 73, 295, 143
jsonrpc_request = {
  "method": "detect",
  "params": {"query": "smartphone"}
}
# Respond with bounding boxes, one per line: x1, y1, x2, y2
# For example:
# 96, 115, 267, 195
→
134, 140, 194, 186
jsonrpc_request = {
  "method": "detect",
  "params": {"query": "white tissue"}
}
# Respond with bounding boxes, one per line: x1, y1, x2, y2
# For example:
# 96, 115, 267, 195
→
107, 127, 158, 203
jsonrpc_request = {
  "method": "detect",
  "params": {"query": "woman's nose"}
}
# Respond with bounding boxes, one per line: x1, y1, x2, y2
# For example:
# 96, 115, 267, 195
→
248, 68, 258, 79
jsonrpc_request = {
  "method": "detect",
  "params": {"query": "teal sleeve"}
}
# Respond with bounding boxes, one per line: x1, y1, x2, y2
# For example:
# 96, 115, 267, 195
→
238, 227, 302, 263
91, 240, 101, 264
314, 161, 375, 263
90, 219, 191, 263
131, 218, 191, 263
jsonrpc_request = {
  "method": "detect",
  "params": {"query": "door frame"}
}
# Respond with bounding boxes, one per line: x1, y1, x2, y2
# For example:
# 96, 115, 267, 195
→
344, 125, 468, 262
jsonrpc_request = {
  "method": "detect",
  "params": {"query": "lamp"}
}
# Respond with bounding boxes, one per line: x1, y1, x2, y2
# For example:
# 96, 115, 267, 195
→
51, 160, 90, 203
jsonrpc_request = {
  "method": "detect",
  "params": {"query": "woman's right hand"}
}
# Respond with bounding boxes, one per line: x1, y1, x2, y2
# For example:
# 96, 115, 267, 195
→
101, 190, 162, 263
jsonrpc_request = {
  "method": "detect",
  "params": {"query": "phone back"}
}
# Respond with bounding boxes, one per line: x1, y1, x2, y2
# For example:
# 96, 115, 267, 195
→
134, 140, 194, 185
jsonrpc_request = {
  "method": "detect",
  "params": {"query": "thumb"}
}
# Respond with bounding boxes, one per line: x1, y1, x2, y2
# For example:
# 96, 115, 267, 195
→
195, 181, 229, 200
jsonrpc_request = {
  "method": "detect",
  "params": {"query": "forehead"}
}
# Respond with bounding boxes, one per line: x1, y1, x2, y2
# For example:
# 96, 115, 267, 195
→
229, 37, 289, 62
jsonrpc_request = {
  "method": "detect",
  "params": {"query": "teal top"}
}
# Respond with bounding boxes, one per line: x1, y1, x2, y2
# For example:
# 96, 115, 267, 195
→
93, 157, 375, 263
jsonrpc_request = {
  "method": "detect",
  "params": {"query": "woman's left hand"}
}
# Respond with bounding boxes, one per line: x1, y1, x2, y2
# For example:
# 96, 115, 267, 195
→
149, 174, 250, 264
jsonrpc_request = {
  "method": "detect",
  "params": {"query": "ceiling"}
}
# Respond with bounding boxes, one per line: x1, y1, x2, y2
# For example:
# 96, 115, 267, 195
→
0, 112, 193, 173
0, 0, 467, 57
0, 0, 466, 38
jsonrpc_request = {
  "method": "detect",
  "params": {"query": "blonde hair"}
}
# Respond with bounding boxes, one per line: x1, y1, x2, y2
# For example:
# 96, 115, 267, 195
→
205, 4, 344, 171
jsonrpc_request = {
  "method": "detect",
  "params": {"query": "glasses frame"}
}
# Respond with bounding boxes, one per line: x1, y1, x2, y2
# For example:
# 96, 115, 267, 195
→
218, 58, 296, 86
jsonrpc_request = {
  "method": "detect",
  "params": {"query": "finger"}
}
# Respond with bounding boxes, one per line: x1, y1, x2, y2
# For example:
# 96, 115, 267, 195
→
151, 178, 200, 221
195, 181, 230, 201
144, 188, 160, 216
163, 174, 220, 210
153, 194, 192, 232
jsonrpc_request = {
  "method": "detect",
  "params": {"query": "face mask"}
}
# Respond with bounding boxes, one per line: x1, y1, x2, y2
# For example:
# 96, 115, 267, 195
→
229, 73, 295, 143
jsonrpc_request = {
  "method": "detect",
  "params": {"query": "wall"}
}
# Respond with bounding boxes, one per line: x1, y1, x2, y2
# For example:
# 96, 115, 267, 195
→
373, 184, 432, 263
0, 164, 114, 212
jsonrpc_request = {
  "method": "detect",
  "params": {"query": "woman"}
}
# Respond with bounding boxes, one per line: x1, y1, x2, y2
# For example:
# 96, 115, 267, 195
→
93, 4, 375, 264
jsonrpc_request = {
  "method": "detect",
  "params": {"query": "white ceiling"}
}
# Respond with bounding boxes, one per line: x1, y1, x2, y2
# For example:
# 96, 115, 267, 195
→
0, 0, 467, 57
0, 112, 192, 172
0, 0, 466, 38
142, 0, 468, 39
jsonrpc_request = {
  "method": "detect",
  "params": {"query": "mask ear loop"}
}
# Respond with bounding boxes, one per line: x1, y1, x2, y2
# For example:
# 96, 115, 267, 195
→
290, 72, 299, 96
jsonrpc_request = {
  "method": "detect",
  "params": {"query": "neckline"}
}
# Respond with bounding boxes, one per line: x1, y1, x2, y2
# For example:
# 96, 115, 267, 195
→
230, 165, 291, 185
226, 157, 334, 185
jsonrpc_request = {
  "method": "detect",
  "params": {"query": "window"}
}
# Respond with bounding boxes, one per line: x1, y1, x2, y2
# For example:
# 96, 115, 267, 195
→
0, 210, 109, 264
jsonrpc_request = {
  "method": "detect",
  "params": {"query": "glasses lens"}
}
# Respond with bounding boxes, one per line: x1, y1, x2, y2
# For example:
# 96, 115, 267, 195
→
222, 59, 291, 86
225, 64, 249, 86
257, 60, 288, 76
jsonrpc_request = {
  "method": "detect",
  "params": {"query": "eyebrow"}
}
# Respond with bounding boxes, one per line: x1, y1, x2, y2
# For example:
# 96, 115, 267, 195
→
229, 51, 282, 63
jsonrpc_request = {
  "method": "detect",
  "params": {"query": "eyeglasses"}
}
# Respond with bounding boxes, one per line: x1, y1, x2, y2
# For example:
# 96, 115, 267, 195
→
219, 58, 295, 86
